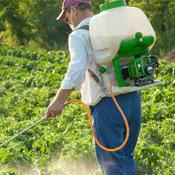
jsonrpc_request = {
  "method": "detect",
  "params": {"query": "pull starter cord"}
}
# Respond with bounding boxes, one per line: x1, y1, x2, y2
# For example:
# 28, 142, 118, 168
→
0, 81, 130, 152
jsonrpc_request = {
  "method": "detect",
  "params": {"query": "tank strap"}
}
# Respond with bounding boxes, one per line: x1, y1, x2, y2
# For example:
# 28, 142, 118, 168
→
87, 69, 100, 84
74, 25, 101, 85
74, 25, 89, 31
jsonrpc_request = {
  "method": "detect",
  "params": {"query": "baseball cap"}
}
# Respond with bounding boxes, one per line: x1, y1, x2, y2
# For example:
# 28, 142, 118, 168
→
56, 0, 91, 21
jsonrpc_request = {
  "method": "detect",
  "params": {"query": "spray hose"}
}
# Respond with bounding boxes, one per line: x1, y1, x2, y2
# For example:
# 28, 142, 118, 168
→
0, 81, 129, 152
67, 81, 130, 153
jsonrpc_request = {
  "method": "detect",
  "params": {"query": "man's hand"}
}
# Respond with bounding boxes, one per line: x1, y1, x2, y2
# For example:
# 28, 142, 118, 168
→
45, 99, 64, 120
45, 88, 73, 120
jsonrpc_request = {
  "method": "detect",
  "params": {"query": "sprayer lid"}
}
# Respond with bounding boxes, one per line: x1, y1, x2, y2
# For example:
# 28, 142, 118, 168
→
100, 0, 127, 12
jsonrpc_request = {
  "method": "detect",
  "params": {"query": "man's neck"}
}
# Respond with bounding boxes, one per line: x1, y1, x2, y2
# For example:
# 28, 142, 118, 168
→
75, 12, 94, 27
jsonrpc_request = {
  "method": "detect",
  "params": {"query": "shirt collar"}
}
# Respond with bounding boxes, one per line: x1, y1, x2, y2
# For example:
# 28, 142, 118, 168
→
74, 17, 92, 30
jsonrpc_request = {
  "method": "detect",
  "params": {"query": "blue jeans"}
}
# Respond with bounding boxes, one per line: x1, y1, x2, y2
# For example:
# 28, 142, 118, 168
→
90, 91, 142, 175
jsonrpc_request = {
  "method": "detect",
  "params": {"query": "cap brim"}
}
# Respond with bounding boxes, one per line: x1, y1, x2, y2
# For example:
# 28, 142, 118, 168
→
56, 10, 66, 21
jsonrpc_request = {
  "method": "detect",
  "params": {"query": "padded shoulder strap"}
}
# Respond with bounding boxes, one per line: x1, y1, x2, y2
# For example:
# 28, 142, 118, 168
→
74, 25, 89, 31
74, 25, 100, 85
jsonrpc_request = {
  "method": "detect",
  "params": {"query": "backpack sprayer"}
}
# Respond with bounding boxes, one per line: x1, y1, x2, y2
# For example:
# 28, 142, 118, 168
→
0, 0, 161, 153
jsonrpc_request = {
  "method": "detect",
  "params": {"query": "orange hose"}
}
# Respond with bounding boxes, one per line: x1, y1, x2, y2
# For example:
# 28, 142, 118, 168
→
68, 81, 130, 153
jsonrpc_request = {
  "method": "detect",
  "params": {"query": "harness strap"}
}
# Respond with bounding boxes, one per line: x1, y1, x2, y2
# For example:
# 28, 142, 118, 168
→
74, 25, 100, 85
74, 25, 89, 31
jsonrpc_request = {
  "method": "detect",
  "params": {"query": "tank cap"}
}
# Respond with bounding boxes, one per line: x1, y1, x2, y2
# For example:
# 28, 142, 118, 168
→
100, 0, 127, 12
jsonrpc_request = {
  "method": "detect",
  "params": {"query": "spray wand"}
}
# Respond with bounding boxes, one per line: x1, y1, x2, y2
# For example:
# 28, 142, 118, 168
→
0, 116, 46, 148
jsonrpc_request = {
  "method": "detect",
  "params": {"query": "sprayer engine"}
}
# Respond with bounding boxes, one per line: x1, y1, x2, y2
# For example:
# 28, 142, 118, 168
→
106, 32, 160, 87
126, 54, 159, 86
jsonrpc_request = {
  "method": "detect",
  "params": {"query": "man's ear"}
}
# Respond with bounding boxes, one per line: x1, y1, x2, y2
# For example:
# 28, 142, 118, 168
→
71, 6, 78, 17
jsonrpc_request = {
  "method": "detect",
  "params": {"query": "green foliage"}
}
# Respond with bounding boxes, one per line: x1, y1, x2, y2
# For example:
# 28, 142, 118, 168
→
0, 0, 70, 49
0, 45, 96, 174
0, 168, 16, 175
0, 45, 174, 174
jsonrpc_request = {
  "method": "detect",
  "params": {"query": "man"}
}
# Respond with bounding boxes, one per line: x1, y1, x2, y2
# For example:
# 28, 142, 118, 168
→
46, 0, 142, 174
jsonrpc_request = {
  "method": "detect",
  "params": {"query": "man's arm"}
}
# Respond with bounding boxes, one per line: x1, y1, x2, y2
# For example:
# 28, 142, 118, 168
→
45, 34, 88, 120
45, 88, 73, 119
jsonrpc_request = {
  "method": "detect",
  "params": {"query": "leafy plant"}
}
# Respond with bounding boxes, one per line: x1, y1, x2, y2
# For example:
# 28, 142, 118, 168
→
0, 45, 174, 174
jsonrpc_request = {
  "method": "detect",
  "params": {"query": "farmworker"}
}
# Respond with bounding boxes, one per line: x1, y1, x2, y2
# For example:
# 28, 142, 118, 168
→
45, 0, 142, 174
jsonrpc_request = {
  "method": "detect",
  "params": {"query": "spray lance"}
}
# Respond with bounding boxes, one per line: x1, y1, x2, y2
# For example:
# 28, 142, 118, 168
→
0, 81, 129, 152
0, 117, 46, 148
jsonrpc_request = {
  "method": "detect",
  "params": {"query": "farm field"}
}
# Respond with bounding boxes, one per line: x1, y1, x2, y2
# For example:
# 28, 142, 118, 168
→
0, 45, 175, 175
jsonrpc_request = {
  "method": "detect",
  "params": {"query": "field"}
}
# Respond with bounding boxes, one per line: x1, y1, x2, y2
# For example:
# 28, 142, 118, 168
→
0, 45, 175, 175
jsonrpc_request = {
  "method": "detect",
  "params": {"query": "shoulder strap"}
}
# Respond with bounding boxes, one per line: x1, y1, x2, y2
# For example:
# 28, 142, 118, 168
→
74, 25, 89, 31
74, 25, 100, 85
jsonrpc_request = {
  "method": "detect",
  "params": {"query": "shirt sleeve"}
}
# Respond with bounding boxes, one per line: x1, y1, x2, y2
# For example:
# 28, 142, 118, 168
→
60, 34, 88, 90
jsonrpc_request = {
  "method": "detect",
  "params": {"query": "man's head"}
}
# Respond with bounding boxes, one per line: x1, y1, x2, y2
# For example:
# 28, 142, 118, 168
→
57, 0, 93, 29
